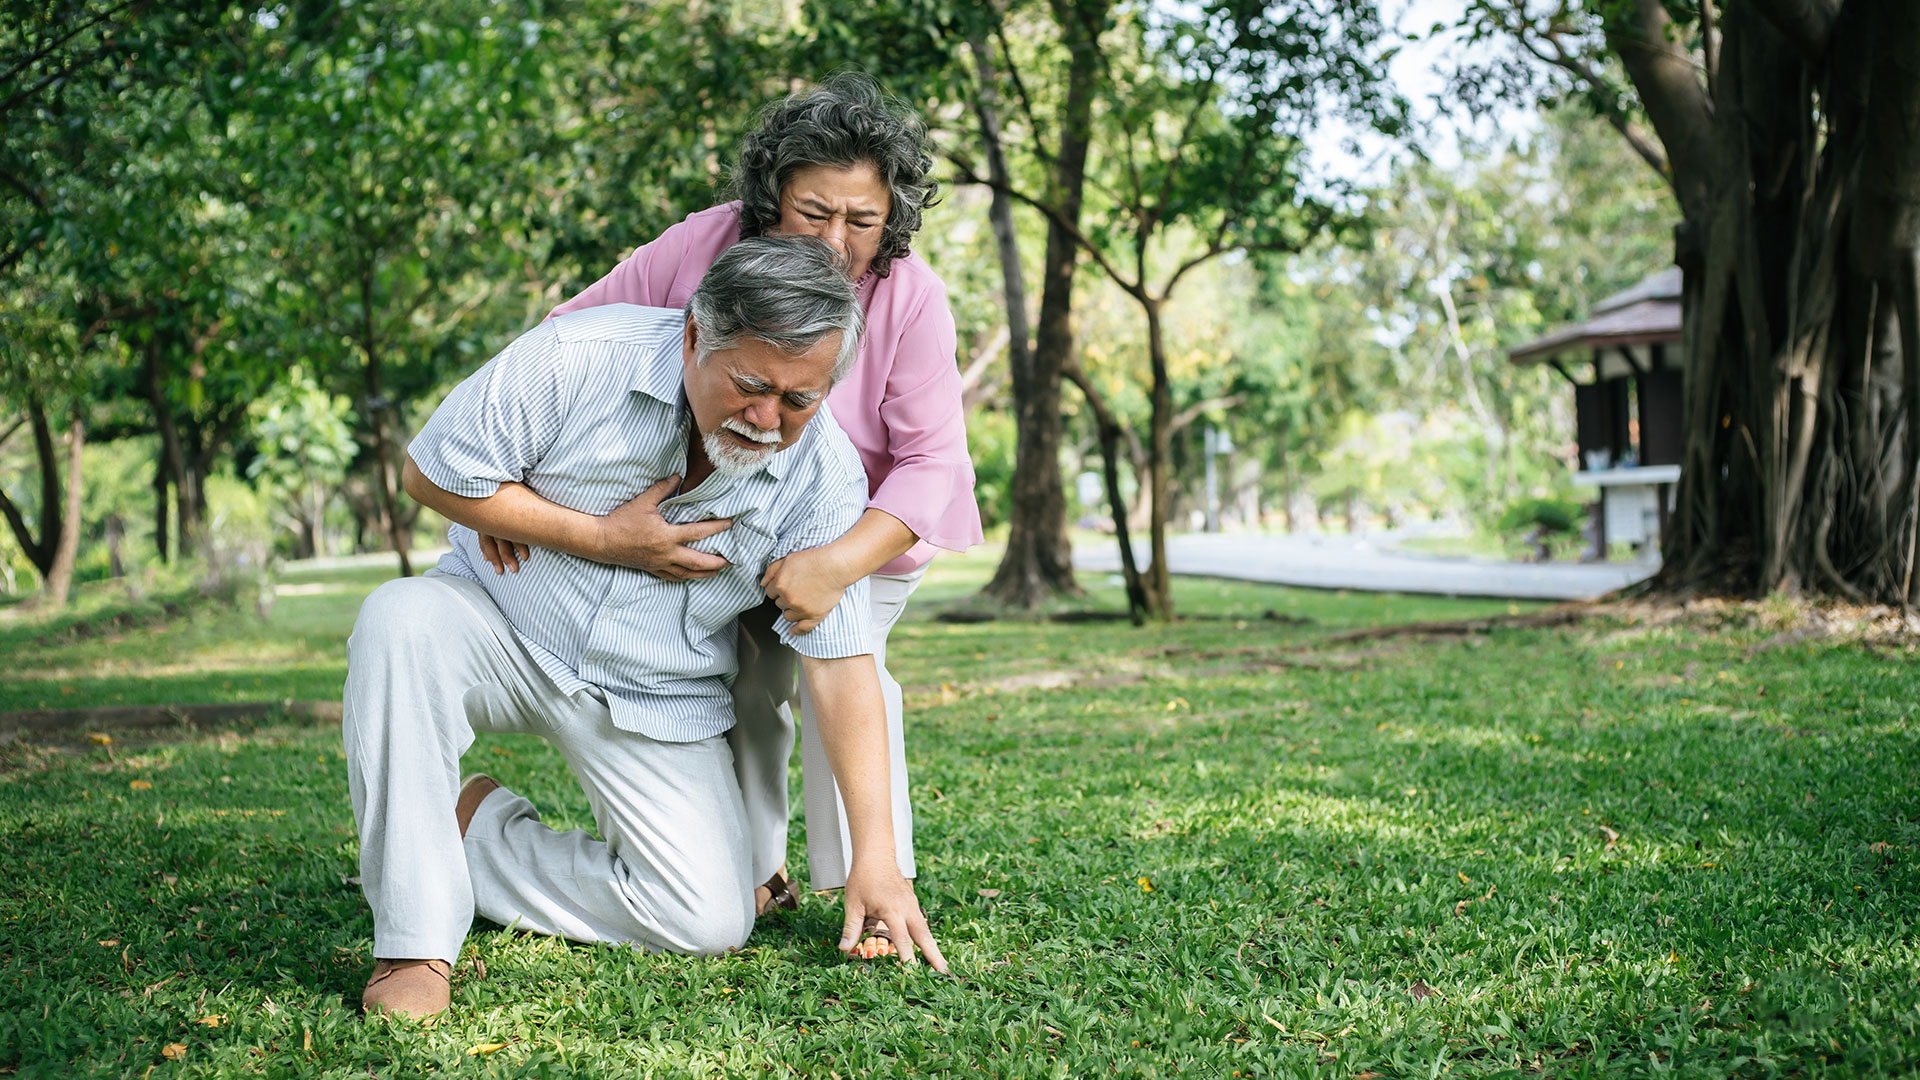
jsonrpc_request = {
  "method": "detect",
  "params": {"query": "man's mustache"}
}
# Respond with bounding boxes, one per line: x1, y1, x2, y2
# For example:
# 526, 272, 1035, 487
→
722, 417, 779, 445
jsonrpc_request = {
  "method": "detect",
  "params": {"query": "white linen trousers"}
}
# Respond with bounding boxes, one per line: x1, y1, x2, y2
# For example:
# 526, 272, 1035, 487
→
343, 572, 756, 964
727, 565, 925, 889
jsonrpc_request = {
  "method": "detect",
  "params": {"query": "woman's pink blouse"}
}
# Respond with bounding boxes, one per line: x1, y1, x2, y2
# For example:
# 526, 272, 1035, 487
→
548, 202, 983, 575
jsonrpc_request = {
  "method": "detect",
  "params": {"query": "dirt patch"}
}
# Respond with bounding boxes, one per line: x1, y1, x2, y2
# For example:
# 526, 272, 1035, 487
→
0, 700, 342, 744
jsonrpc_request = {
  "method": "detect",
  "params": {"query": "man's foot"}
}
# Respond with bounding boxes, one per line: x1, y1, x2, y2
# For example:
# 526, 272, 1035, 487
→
362, 958, 451, 1018
755, 866, 799, 916
456, 774, 501, 837
850, 915, 898, 960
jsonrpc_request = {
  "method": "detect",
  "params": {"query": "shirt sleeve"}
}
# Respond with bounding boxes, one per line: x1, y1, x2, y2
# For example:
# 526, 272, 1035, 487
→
771, 469, 875, 659
406, 321, 578, 498
865, 284, 986, 553
545, 218, 691, 319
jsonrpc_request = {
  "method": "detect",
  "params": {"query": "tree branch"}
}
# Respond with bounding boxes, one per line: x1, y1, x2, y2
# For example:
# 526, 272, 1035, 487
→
1516, 28, 1672, 180
945, 153, 1140, 294
0, 166, 47, 211
1170, 394, 1245, 435
0, 0, 141, 93
1744, 0, 1835, 66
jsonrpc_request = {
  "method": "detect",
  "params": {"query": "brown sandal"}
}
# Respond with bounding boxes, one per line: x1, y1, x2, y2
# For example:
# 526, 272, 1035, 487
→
758, 870, 799, 914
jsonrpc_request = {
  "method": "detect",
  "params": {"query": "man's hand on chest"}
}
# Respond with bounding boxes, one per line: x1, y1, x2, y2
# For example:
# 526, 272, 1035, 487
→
590, 475, 735, 581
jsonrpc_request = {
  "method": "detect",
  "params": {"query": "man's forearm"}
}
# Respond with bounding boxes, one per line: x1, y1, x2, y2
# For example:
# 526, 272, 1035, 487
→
402, 456, 604, 562
798, 653, 896, 865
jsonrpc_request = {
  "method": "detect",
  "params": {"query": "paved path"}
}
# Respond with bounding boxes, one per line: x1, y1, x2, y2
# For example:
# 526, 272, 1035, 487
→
1074, 532, 1657, 601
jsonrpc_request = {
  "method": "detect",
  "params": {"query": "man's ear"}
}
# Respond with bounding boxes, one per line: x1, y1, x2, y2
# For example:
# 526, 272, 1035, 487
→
682, 318, 699, 366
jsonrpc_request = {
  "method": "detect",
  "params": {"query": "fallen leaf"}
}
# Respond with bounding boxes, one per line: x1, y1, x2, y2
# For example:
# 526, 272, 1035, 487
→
161, 1044, 186, 1061
98, 939, 119, 947
1598, 825, 1621, 846
1456, 871, 1471, 884
88, 733, 113, 747
1408, 980, 1436, 1000
1164, 697, 1189, 711
977, 889, 1001, 899
302, 1028, 311, 1052
1262, 1014, 1286, 1032
1355, 1073, 1383, 1079
1137, 876, 1154, 892
468, 1042, 509, 1056
195, 1015, 226, 1027
1453, 898, 1470, 917
129, 780, 153, 791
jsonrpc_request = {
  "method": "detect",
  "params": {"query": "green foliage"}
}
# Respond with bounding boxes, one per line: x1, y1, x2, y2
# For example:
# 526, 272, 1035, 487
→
966, 408, 1019, 532
1498, 496, 1583, 535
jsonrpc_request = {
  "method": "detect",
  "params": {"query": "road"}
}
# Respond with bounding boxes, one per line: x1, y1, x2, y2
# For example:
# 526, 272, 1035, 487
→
1073, 531, 1656, 601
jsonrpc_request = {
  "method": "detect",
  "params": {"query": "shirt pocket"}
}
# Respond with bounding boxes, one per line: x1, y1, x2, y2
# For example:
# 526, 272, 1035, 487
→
683, 521, 781, 639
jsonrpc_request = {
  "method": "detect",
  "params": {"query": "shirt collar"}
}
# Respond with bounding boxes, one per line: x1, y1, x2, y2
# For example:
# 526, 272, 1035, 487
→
630, 326, 687, 405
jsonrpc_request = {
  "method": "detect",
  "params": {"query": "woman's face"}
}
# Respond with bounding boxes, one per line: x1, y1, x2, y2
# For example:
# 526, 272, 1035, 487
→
773, 162, 892, 280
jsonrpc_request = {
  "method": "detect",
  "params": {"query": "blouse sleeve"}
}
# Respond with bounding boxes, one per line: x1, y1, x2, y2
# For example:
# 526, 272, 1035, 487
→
545, 219, 691, 319
866, 286, 986, 554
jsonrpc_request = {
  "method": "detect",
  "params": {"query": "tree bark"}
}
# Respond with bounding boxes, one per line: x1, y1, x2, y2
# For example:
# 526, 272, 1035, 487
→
1062, 359, 1148, 622
360, 270, 414, 578
1603, 0, 1920, 604
38, 417, 84, 609
1143, 299, 1175, 618
142, 340, 196, 558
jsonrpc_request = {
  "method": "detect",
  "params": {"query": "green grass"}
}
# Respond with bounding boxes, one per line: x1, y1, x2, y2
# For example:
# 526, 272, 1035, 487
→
1, 550, 1916, 1078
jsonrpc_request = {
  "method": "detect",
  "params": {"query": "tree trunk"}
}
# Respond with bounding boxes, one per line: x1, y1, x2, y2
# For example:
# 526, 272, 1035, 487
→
152, 450, 170, 563
0, 397, 62, 585
1063, 360, 1149, 622
1648, 0, 1920, 603
38, 417, 84, 609
981, 4, 1106, 606
360, 272, 414, 578
1143, 299, 1175, 619
143, 340, 196, 558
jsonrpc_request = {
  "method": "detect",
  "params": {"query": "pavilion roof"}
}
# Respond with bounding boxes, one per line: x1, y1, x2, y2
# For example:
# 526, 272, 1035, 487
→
1508, 267, 1682, 365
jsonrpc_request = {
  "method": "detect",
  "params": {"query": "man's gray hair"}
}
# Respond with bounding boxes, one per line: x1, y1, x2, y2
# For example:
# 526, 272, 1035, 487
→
727, 71, 939, 279
687, 235, 864, 383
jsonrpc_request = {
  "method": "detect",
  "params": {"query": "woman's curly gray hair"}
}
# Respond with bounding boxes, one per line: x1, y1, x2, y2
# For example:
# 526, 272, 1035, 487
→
726, 72, 939, 279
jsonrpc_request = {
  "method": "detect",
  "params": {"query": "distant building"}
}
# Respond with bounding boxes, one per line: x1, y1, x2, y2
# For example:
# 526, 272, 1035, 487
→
1509, 268, 1684, 560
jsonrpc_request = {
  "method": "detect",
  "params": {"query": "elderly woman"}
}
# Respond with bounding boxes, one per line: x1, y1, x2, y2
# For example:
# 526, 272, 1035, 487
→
480, 73, 981, 955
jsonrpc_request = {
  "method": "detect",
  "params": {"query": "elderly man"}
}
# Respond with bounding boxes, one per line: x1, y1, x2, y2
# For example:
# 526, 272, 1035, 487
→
343, 236, 944, 1019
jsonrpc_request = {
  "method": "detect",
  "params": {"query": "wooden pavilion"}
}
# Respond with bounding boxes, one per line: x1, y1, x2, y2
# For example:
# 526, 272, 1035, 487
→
1508, 267, 1685, 559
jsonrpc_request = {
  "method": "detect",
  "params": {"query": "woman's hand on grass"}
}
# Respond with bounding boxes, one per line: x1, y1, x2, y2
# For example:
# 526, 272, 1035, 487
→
840, 859, 947, 973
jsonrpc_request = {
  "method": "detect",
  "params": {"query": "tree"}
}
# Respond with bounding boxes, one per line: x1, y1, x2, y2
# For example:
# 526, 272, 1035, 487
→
241, 0, 558, 576
949, 0, 1112, 608
1459, 0, 1920, 603
956, 1, 1394, 618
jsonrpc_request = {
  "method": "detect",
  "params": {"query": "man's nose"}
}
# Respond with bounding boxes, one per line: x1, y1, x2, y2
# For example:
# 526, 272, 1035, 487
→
742, 398, 780, 432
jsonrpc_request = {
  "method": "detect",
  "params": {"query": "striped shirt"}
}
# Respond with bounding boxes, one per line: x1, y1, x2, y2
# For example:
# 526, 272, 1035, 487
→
407, 303, 874, 742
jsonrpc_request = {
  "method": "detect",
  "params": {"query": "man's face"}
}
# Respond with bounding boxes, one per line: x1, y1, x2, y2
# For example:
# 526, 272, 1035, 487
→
681, 320, 840, 475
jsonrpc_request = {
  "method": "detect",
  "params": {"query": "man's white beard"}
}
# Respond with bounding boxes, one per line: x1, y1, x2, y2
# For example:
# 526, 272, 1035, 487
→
703, 417, 780, 477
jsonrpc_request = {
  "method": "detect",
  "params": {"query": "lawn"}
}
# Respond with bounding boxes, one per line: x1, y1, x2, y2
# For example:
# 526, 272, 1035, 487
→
0, 550, 1916, 1078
